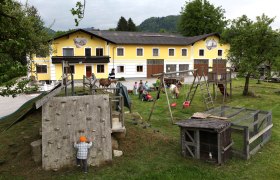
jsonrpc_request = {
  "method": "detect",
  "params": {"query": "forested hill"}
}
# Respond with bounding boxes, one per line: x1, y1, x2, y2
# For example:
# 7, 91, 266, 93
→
137, 15, 180, 33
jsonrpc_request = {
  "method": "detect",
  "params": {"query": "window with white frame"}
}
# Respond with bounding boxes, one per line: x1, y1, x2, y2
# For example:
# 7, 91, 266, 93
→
218, 50, 223, 56
63, 48, 74, 56
64, 65, 75, 74
136, 65, 143, 72
97, 64, 104, 73
169, 49, 175, 56
117, 48, 124, 56
153, 48, 159, 56
117, 66, 124, 73
96, 48, 103, 56
36, 65, 47, 73
199, 49, 204, 56
182, 49, 187, 56
136, 48, 143, 56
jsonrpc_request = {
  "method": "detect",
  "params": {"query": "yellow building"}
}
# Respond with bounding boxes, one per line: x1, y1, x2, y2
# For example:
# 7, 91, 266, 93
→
32, 28, 229, 81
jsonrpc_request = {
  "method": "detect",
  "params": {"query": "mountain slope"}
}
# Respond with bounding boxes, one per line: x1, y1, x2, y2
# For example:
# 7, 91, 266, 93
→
138, 15, 180, 33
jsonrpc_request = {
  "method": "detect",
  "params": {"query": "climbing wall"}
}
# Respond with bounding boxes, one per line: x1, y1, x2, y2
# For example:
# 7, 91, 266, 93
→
42, 95, 112, 171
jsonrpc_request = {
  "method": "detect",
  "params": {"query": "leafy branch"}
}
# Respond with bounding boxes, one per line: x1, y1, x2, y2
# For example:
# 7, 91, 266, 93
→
70, 0, 86, 26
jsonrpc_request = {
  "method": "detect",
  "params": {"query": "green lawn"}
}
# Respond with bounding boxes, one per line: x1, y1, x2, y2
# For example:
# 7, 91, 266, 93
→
0, 78, 280, 179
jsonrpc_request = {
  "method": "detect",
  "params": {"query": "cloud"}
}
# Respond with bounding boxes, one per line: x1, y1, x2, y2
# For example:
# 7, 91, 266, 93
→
23, 0, 279, 31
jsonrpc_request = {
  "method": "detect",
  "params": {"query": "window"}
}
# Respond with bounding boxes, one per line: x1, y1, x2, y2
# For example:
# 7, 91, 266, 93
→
63, 48, 74, 56
64, 65, 75, 74
153, 48, 159, 56
199, 49, 204, 56
96, 48, 103, 56
36, 54, 46, 58
136, 48, 143, 56
36, 65, 47, 73
218, 50, 223, 56
117, 66, 124, 73
117, 48, 124, 56
137, 65, 143, 72
182, 49, 187, 56
85, 48, 91, 56
169, 49, 175, 56
97, 64, 104, 73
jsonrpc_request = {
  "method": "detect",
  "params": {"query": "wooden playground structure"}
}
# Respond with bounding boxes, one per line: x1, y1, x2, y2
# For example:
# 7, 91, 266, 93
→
148, 67, 233, 123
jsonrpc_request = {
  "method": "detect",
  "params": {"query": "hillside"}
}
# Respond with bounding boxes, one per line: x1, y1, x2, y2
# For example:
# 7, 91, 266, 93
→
138, 15, 180, 33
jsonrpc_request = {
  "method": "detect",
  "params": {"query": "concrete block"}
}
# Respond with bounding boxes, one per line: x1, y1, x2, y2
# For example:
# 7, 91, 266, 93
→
113, 150, 123, 157
30, 139, 42, 163
111, 136, 119, 150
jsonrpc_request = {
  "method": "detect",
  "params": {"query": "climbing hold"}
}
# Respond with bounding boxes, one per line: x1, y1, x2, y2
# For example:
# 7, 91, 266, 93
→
44, 118, 50, 122
54, 127, 60, 131
86, 117, 92, 121
56, 112, 60, 116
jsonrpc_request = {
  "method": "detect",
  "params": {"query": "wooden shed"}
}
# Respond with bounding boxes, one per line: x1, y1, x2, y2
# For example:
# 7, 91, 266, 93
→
176, 119, 233, 164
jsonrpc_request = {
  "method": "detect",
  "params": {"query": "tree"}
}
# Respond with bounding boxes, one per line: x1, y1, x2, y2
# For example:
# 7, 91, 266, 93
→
0, 0, 50, 96
178, 0, 227, 36
127, 18, 137, 31
221, 14, 280, 95
116, 16, 128, 31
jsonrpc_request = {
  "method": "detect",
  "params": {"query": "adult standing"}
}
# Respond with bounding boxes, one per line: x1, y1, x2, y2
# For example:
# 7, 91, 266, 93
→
108, 68, 115, 80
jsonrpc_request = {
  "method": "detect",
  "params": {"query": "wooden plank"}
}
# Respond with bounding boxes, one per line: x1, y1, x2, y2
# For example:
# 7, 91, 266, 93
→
222, 141, 234, 153
232, 110, 260, 125
195, 130, 200, 159
248, 124, 273, 144
35, 84, 64, 109
217, 133, 222, 164
244, 127, 250, 160
250, 113, 271, 127
184, 143, 195, 158
226, 107, 246, 118
249, 135, 271, 155
185, 130, 195, 142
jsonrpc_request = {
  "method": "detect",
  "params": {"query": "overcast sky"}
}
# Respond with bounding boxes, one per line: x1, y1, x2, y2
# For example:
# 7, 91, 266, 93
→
21, 0, 280, 31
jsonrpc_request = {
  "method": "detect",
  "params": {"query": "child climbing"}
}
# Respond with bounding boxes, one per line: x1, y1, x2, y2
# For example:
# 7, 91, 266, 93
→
133, 82, 138, 95
74, 136, 93, 173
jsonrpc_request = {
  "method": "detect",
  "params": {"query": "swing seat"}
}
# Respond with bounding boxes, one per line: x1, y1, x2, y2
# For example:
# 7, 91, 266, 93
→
183, 101, 190, 108
171, 102, 177, 107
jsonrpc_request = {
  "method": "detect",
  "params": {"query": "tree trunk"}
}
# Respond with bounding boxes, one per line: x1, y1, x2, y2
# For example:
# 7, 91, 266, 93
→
243, 74, 250, 96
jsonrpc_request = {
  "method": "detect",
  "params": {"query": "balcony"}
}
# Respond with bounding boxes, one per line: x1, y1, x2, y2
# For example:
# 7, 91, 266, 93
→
51, 56, 110, 64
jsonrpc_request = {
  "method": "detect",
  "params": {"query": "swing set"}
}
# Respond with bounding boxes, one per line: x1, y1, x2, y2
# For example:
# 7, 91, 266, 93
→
148, 69, 214, 124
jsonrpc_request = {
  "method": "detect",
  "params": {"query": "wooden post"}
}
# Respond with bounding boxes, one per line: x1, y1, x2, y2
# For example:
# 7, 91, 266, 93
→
217, 133, 222, 164
162, 73, 174, 124
195, 130, 200, 159
244, 127, 250, 160
148, 74, 163, 122
253, 113, 259, 135
71, 73, 74, 96
83, 75, 86, 93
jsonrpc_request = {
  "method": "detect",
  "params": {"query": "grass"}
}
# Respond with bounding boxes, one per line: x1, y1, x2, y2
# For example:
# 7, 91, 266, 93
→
0, 78, 280, 179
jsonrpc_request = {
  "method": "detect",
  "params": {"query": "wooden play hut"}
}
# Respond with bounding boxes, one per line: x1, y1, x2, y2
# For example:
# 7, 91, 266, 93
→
176, 119, 232, 164
206, 106, 273, 159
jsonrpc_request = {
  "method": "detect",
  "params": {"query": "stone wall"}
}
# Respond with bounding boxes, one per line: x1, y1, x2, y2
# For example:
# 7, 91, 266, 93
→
42, 95, 112, 170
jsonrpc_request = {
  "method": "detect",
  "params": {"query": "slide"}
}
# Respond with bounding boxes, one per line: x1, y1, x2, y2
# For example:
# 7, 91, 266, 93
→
217, 84, 229, 96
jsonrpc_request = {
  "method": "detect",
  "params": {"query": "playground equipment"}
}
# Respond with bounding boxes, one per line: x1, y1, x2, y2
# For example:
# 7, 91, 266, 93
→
148, 69, 215, 123
207, 67, 233, 102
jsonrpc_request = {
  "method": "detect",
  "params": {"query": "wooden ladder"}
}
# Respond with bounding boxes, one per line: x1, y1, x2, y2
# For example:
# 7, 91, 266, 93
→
185, 72, 214, 110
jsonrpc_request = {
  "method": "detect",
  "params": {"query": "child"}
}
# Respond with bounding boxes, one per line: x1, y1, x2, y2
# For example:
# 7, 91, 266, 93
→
155, 77, 161, 91
138, 82, 144, 99
133, 82, 138, 95
74, 136, 93, 173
